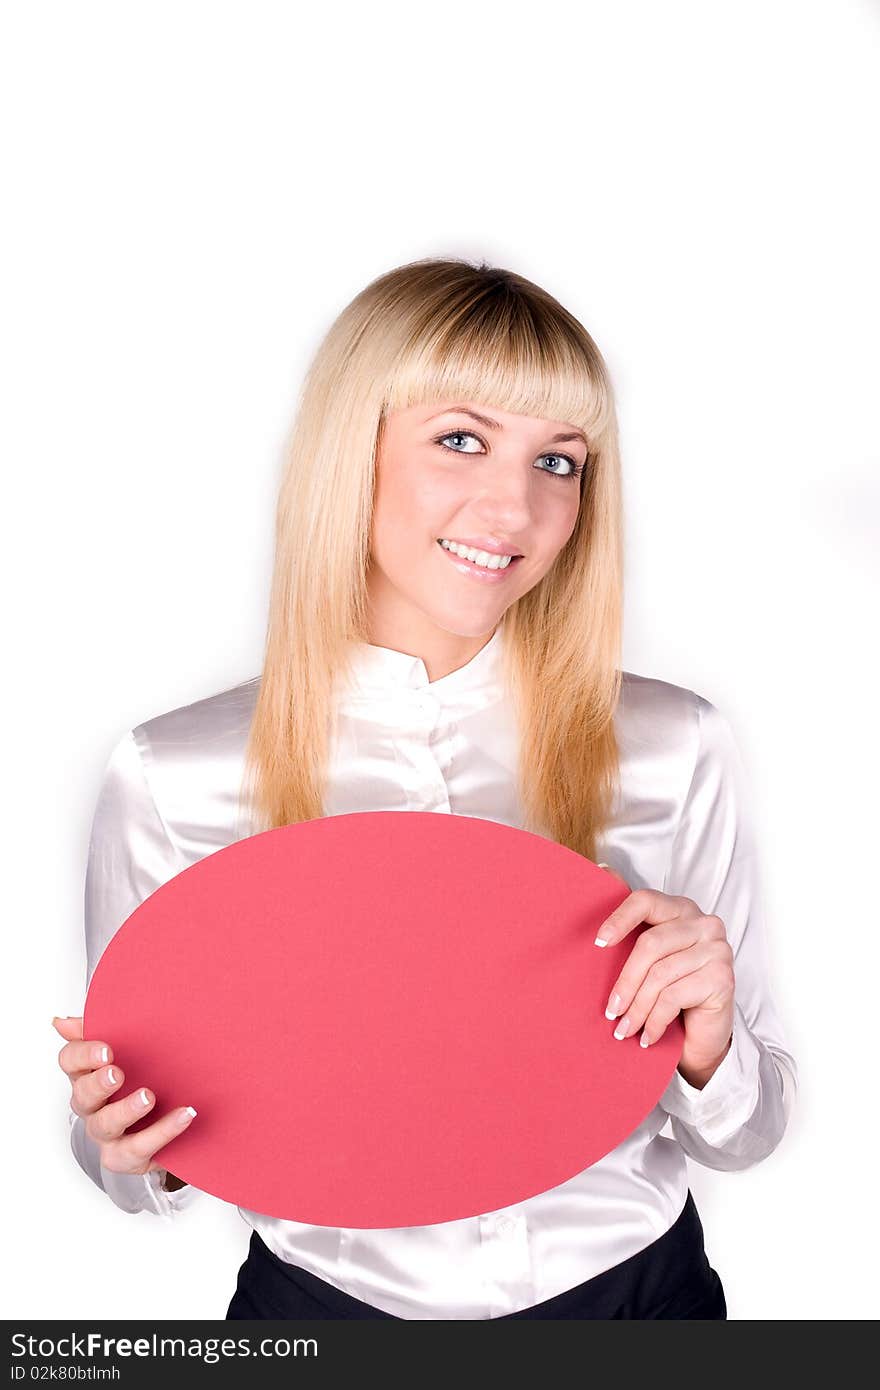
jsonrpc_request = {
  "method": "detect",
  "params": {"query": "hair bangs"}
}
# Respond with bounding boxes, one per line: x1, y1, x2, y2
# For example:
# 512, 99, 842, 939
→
385, 285, 611, 446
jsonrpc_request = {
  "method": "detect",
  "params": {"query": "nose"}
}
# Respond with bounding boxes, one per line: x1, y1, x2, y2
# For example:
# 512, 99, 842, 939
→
469, 459, 533, 538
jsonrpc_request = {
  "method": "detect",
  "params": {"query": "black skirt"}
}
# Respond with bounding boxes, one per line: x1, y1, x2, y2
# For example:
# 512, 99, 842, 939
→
225, 1189, 726, 1320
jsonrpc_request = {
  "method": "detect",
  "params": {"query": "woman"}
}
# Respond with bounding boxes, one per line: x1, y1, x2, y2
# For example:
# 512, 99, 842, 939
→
54, 257, 798, 1319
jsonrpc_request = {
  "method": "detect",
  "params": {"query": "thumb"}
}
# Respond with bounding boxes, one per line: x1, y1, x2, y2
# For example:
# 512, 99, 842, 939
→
52, 1015, 83, 1041
596, 862, 631, 890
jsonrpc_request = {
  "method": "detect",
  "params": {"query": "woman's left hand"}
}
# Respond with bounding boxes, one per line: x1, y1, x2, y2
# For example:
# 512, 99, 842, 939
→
594, 871, 735, 1089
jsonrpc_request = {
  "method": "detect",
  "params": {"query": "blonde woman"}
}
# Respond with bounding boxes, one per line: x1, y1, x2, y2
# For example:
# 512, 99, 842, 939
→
54, 257, 797, 1320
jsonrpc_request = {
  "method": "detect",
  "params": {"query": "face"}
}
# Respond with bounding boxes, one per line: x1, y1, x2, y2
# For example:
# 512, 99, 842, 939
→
366, 400, 587, 650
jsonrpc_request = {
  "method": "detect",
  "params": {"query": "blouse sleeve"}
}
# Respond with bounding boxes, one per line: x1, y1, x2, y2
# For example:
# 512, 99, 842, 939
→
656, 695, 799, 1171
69, 728, 200, 1218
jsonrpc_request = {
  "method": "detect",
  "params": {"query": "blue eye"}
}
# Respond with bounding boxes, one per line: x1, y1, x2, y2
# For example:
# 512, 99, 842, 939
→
434, 430, 585, 482
536, 453, 583, 480
436, 430, 483, 454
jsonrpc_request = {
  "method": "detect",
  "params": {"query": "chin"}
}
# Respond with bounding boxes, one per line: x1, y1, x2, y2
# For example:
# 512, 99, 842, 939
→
421, 608, 507, 639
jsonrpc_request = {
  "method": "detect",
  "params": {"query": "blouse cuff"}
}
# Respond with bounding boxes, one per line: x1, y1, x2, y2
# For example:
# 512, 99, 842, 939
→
98, 1164, 197, 1219
69, 1106, 197, 1218
659, 1001, 762, 1147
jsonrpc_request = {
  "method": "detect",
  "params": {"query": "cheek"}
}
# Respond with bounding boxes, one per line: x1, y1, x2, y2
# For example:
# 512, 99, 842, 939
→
370, 465, 438, 574
375, 464, 458, 539
533, 494, 582, 562
559, 498, 582, 547
372, 464, 411, 542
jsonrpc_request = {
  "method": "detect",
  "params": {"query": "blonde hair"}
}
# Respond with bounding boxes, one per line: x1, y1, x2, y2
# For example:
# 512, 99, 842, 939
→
238, 257, 624, 861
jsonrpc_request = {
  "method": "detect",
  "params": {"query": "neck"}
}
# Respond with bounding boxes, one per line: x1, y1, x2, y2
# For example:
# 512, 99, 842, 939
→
364, 605, 496, 683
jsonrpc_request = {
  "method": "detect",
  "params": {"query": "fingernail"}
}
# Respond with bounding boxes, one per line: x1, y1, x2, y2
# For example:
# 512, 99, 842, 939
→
99, 1046, 110, 1065
640, 1031, 651, 1048
613, 1016, 630, 1040
594, 935, 608, 947
597, 863, 609, 869
177, 1106, 197, 1124
138, 1089, 151, 1107
605, 992, 623, 1019
106, 1067, 117, 1085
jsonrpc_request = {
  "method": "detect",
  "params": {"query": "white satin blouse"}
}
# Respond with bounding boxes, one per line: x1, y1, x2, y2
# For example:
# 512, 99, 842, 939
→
69, 625, 798, 1319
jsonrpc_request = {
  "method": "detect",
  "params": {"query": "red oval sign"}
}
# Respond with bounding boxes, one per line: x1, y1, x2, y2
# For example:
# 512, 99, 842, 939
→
84, 811, 684, 1228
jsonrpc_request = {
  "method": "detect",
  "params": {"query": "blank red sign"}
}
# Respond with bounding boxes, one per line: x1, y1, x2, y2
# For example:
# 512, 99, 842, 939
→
83, 811, 684, 1228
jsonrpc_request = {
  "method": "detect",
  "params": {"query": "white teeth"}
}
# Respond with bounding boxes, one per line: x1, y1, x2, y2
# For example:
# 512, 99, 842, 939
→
438, 539, 515, 570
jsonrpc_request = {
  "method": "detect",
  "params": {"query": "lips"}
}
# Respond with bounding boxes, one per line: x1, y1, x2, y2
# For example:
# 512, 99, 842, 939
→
436, 537, 524, 558
450, 551, 523, 570
436, 539, 524, 579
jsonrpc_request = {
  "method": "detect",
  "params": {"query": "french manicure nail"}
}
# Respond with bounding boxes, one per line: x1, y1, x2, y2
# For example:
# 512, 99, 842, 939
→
613, 1016, 629, 1040
594, 936, 608, 947
605, 992, 623, 1019
640, 1032, 651, 1048
106, 1067, 117, 1085
177, 1106, 197, 1124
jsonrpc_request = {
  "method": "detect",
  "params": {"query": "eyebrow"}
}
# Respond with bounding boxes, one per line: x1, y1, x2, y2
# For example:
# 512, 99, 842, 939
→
426, 406, 587, 448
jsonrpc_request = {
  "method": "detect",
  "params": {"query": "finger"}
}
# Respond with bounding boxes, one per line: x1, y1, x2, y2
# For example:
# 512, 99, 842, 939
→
594, 889, 693, 947
606, 941, 718, 1039
619, 966, 726, 1046
71, 1060, 127, 1117
101, 1104, 198, 1176
58, 1036, 115, 1082
84, 1084, 156, 1140
52, 1016, 83, 1042
640, 946, 735, 1047
603, 919, 705, 1019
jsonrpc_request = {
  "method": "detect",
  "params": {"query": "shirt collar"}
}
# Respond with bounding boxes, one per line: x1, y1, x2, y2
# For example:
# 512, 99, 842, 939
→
341, 625, 504, 707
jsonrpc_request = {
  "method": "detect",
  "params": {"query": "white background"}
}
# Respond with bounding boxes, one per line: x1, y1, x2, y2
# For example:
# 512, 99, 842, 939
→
4, 0, 877, 1320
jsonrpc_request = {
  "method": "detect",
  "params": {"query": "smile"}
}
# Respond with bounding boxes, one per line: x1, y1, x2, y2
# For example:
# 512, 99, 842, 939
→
436, 539, 523, 581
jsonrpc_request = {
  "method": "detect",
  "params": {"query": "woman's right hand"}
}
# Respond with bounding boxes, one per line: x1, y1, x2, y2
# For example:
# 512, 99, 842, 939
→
53, 1016, 196, 1180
